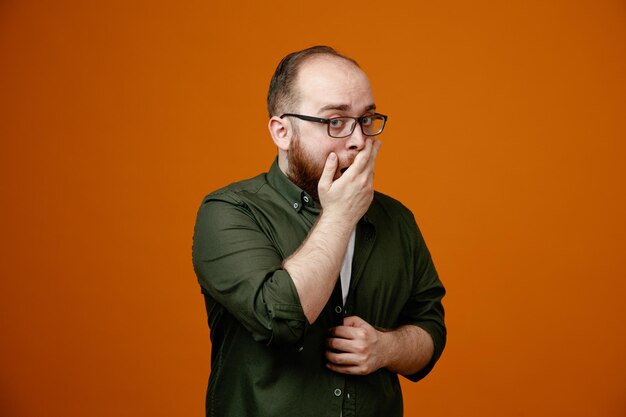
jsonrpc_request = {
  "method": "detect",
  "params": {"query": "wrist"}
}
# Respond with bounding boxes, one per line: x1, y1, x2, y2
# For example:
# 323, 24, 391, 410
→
377, 329, 394, 370
319, 207, 360, 233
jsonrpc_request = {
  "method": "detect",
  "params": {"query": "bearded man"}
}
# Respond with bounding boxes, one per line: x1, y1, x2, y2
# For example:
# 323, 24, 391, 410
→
192, 46, 446, 417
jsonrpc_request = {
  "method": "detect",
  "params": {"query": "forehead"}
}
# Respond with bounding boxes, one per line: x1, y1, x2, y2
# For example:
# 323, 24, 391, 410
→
294, 55, 374, 113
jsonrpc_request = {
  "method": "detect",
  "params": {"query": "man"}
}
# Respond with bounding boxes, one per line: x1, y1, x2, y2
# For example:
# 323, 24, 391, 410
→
192, 45, 446, 417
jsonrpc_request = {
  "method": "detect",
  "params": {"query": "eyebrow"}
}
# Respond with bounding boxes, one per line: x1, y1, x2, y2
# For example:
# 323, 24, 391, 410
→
318, 103, 377, 113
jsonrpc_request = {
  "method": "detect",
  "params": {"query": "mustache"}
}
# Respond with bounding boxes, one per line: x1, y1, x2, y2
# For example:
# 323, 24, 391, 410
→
338, 154, 357, 173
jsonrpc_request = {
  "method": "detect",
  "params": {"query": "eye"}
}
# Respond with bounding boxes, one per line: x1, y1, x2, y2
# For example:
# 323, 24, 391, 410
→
361, 116, 372, 126
329, 118, 345, 128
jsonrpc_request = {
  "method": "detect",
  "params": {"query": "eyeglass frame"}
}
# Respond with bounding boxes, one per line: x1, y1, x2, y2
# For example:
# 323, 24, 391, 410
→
280, 112, 388, 138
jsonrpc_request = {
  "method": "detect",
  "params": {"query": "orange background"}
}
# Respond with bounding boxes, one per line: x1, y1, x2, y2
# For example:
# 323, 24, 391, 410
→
1, 1, 625, 416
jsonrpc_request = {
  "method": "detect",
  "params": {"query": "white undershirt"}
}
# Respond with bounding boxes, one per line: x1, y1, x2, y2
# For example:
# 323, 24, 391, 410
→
338, 228, 356, 417
339, 228, 356, 305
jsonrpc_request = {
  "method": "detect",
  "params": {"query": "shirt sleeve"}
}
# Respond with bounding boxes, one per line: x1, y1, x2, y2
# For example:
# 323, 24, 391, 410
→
397, 213, 447, 382
192, 194, 307, 347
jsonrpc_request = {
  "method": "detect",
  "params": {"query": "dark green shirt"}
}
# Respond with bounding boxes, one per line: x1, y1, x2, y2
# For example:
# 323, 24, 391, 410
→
192, 159, 446, 417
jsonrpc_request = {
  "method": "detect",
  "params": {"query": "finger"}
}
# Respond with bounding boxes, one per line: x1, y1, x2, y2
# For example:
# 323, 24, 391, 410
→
325, 350, 360, 366
345, 137, 373, 175
326, 362, 367, 376
328, 325, 360, 340
318, 152, 338, 190
365, 139, 382, 175
326, 336, 357, 353
343, 315, 366, 327
370, 139, 382, 164
372, 138, 382, 156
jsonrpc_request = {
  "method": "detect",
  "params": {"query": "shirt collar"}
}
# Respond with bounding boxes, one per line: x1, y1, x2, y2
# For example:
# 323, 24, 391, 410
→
267, 158, 319, 214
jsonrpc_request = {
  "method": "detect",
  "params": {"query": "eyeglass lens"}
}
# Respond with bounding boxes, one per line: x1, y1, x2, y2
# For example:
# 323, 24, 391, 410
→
328, 115, 386, 138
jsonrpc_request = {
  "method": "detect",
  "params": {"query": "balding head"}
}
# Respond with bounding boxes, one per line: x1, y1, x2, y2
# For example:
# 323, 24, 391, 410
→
267, 46, 361, 117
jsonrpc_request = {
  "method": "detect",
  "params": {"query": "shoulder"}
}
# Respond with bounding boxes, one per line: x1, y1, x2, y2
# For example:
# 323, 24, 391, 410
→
368, 191, 427, 244
195, 170, 296, 227
193, 174, 273, 228
372, 191, 409, 210
200, 173, 269, 206
370, 191, 416, 225
193, 173, 273, 242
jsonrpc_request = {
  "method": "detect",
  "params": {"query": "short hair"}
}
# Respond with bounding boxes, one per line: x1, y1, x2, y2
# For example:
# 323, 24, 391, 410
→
267, 45, 360, 117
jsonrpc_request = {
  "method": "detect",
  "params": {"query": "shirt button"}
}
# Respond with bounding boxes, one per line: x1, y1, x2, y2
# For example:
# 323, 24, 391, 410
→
334, 388, 342, 397
293, 202, 299, 209
303, 196, 310, 203
334, 306, 342, 314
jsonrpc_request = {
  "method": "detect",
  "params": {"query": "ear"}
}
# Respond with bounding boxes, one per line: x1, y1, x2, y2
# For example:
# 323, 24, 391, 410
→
268, 116, 291, 151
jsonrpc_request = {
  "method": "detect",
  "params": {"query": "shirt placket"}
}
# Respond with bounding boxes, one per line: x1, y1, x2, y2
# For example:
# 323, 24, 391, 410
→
324, 280, 357, 416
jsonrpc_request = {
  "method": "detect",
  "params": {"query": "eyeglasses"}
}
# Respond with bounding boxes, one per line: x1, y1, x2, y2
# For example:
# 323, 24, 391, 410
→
280, 113, 388, 138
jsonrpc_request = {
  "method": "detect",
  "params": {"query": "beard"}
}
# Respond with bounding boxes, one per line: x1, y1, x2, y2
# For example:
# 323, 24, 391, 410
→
287, 134, 325, 203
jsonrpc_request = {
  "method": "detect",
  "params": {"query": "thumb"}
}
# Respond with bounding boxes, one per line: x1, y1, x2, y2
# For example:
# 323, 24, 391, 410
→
318, 152, 338, 191
343, 316, 365, 327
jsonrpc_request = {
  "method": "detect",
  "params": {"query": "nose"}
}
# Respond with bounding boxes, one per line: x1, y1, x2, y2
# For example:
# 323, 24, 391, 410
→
345, 122, 366, 151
